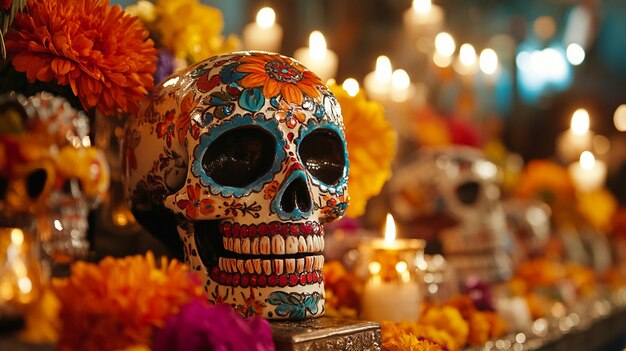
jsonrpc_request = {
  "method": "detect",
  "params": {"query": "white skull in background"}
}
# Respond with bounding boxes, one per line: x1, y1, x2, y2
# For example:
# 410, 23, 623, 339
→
123, 52, 349, 319
389, 146, 515, 283
390, 146, 502, 227
0, 92, 109, 262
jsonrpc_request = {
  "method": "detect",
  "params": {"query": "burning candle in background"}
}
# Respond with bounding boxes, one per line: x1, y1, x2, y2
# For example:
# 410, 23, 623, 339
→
0, 226, 43, 322
557, 108, 594, 163
403, 0, 445, 38
432, 31, 456, 68
363, 56, 393, 101
242, 7, 283, 53
568, 151, 607, 192
342, 78, 360, 97
293, 31, 338, 82
390, 69, 412, 103
360, 214, 424, 322
454, 43, 479, 76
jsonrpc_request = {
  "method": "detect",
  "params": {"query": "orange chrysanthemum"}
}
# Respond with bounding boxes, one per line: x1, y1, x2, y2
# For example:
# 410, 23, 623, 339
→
381, 321, 458, 351
419, 306, 469, 348
5, 0, 157, 116
52, 252, 203, 351
236, 53, 323, 105
384, 334, 443, 351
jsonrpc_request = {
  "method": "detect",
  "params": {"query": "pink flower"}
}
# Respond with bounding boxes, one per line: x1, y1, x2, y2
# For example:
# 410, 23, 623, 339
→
153, 300, 274, 351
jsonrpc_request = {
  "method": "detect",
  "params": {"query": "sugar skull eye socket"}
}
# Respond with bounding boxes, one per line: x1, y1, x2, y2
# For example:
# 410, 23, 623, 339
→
202, 126, 276, 188
456, 180, 481, 205
299, 128, 345, 185
26, 168, 48, 199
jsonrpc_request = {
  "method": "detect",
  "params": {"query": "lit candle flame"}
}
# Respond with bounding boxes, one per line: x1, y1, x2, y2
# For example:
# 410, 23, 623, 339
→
10, 228, 24, 246
374, 56, 392, 83
391, 69, 410, 90
435, 32, 455, 57
384, 213, 396, 244
479, 48, 498, 75
256, 7, 276, 29
459, 43, 477, 66
412, 0, 432, 14
580, 151, 595, 170
309, 31, 327, 60
571, 108, 590, 135
342, 78, 360, 97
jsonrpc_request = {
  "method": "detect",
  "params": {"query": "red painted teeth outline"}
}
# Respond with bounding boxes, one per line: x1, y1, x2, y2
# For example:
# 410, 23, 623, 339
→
219, 221, 323, 238
210, 267, 323, 288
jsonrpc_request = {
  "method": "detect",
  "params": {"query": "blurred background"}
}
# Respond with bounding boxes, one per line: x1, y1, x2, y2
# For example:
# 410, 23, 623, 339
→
113, 0, 626, 204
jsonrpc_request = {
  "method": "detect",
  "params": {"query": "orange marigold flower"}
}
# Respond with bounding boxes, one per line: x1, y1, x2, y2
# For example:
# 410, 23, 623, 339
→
381, 321, 458, 351
419, 306, 469, 348
5, 0, 157, 116
516, 160, 575, 207
384, 334, 443, 351
236, 52, 323, 105
52, 252, 203, 351
466, 312, 491, 346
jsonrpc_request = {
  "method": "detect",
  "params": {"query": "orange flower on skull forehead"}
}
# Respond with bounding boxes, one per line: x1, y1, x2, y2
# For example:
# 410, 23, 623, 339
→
5, 0, 157, 116
236, 53, 323, 105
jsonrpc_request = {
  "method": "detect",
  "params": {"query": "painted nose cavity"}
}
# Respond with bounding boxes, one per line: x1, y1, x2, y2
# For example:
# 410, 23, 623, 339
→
272, 169, 313, 221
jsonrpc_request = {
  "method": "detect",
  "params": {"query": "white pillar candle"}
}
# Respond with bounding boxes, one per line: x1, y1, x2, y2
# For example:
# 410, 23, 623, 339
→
293, 31, 338, 82
360, 214, 423, 322
242, 7, 283, 53
363, 56, 393, 102
403, 0, 445, 37
361, 273, 422, 322
568, 151, 607, 192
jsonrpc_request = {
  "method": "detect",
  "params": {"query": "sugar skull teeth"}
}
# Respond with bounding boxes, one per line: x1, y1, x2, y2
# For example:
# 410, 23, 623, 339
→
215, 256, 325, 276
219, 221, 324, 255
206, 221, 325, 288
124, 52, 349, 319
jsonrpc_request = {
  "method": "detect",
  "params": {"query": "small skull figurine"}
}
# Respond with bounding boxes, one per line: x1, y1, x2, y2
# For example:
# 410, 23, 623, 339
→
0, 92, 110, 263
123, 52, 349, 319
389, 146, 515, 283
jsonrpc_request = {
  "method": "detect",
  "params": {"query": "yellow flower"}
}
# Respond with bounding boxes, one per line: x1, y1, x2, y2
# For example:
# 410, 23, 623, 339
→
384, 334, 443, 351
52, 252, 203, 351
154, 0, 239, 63
381, 321, 458, 351
419, 306, 469, 348
577, 188, 617, 232
329, 83, 396, 218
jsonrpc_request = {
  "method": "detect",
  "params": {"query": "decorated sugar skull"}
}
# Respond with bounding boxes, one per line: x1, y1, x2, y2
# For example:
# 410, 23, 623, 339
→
123, 52, 349, 319
0, 92, 110, 261
389, 146, 514, 283
389, 146, 501, 227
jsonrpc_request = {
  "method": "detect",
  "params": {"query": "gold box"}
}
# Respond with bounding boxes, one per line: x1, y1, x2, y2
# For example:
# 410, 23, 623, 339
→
271, 317, 381, 351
